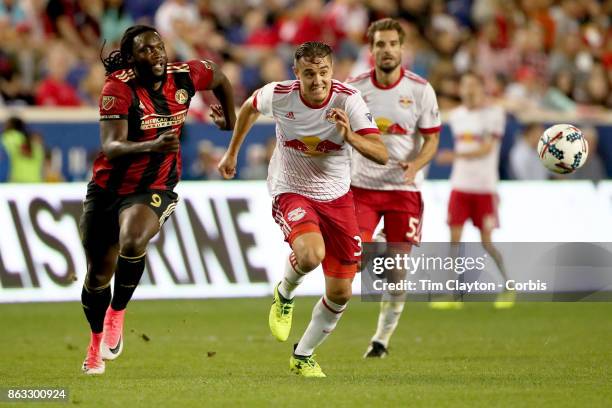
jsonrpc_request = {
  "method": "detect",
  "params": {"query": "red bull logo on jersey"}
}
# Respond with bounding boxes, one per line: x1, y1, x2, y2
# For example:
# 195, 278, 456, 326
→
375, 117, 408, 135
140, 110, 188, 130
399, 96, 412, 108
283, 136, 343, 155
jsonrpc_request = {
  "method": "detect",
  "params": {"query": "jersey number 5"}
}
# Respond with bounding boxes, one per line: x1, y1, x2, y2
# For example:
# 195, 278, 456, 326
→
406, 217, 420, 243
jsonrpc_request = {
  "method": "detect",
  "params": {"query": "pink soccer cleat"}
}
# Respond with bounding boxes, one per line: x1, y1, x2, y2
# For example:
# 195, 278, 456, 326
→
100, 307, 125, 361
82, 332, 105, 375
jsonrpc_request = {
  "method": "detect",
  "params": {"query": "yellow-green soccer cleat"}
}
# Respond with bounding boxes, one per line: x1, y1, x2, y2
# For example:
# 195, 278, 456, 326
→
290, 354, 326, 378
268, 283, 294, 342
494, 289, 516, 309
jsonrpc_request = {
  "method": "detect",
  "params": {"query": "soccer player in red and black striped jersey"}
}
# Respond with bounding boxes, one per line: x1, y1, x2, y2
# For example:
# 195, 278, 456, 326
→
80, 25, 236, 375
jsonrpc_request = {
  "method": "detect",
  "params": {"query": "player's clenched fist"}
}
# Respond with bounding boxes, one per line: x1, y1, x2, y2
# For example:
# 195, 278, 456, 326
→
330, 108, 352, 140
218, 152, 237, 179
152, 129, 180, 153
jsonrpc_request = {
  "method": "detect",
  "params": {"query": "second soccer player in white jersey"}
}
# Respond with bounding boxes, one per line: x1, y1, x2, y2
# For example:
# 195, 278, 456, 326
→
218, 42, 388, 377
348, 18, 441, 358
436, 71, 513, 309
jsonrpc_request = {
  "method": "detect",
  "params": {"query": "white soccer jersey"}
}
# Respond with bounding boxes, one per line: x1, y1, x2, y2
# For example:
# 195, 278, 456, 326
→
253, 79, 379, 201
448, 105, 506, 193
348, 69, 441, 191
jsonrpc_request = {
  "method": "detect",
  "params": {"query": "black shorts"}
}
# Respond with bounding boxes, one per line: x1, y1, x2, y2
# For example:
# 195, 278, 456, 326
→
80, 181, 178, 250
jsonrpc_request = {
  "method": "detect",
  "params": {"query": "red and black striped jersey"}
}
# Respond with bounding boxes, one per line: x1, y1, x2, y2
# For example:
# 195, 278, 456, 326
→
93, 60, 214, 195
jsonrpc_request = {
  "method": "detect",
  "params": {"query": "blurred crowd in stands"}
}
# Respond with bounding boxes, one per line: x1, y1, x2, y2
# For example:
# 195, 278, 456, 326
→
0, 0, 610, 113
0, 0, 610, 182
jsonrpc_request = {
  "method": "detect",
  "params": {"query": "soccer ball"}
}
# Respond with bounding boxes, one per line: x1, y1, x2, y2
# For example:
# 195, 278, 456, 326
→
537, 124, 588, 174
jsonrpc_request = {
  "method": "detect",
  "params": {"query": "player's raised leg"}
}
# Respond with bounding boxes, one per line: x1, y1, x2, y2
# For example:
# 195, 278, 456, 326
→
270, 231, 325, 342
100, 204, 161, 360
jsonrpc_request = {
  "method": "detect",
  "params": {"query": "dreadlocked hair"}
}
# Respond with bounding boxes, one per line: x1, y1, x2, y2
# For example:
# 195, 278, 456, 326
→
100, 25, 158, 75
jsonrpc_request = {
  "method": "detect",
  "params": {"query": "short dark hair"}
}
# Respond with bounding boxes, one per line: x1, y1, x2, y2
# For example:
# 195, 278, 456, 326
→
294, 41, 333, 64
367, 18, 405, 46
101, 25, 159, 75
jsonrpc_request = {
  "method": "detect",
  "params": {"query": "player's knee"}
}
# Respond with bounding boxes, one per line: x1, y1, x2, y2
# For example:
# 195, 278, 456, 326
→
85, 270, 111, 289
296, 246, 325, 272
119, 232, 149, 257
326, 286, 352, 305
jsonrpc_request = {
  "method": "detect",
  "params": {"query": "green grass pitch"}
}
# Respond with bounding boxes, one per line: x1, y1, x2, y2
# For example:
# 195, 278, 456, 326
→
1, 298, 611, 407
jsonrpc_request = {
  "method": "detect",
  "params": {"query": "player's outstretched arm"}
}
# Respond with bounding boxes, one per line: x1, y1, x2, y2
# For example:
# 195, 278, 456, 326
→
436, 136, 496, 165
206, 62, 237, 131
218, 95, 260, 179
400, 131, 440, 183
100, 120, 180, 160
331, 108, 388, 165
457, 138, 495, 159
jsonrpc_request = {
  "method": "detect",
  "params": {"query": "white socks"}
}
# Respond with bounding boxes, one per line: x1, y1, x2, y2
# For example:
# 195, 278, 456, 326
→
278, 252, 307, 300
294, 295, 346, 356
279, 252, 348, 357
371, 296, 405, 348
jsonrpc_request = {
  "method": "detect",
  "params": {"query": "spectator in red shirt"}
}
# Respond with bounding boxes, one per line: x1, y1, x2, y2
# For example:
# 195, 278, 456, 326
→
278, 0, 326, 45
35, 42, 81, 106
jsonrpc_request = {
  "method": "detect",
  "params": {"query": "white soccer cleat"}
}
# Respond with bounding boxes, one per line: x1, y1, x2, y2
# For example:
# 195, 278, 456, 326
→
100, 334, 123, 361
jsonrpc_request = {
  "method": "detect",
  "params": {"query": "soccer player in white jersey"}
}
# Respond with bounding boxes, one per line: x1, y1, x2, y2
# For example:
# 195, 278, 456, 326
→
436, 71, 513, 309
218, 42, 388, 377
348, 18, 441, 358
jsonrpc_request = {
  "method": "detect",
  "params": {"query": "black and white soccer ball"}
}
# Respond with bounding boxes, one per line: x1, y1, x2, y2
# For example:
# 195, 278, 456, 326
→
537, 124, 589, 174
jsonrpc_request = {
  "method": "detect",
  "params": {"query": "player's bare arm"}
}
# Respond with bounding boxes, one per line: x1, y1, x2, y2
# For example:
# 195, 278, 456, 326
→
218, 95, 260, 179
100, 120, 179, 160
436, 136, 495, 165
331, 108, 388, 165
400, 131, 440, 183
205, 61, 237, 131
456, 137, 495, 159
